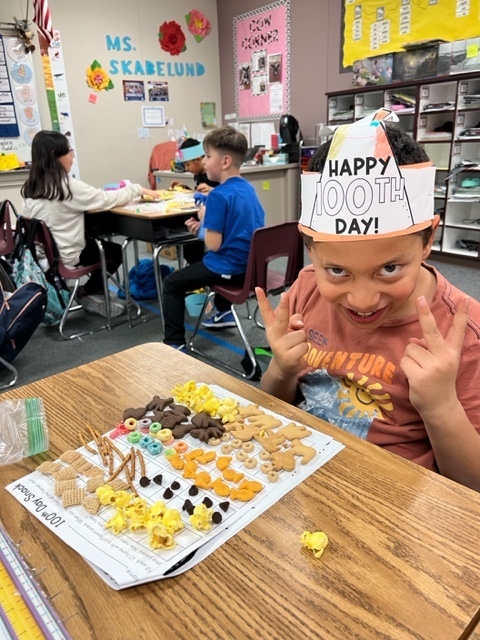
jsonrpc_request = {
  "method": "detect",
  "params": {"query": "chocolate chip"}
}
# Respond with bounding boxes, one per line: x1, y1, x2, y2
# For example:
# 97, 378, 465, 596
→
188, 485, 199, 496
163, 488, 173, 499
182, 499, 193, 512
139, 476, 151, 488
219, 501, 230, 512
185, 505, 194, 515
212, 511, 223, 524
153, 474, 163, 485
202, 496, 213, 508
171, 481, 181, 490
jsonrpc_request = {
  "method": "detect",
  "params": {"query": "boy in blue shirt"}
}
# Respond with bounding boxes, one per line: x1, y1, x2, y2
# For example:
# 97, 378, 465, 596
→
163, 125, 265, 349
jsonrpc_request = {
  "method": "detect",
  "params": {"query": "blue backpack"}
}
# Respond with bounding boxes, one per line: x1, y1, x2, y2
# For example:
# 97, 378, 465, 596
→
11, 218, 70, 326
0, 259, 47, 383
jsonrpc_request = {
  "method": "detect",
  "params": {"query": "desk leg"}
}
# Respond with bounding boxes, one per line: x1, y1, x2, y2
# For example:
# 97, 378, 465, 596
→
121, 237, 135, 328
152, 244, 166, 332
94, 238, 112, 329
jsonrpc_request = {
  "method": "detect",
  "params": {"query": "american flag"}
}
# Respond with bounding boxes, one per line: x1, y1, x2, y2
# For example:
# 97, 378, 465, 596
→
32, 0, 55, 45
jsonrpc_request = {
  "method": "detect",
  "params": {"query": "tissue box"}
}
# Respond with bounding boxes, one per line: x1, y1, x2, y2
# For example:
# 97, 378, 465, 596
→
263, 154, 288, 165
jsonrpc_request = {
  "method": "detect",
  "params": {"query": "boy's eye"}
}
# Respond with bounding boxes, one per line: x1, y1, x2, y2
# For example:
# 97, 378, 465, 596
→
380, 264, 401, 275
326, 267, 347, 277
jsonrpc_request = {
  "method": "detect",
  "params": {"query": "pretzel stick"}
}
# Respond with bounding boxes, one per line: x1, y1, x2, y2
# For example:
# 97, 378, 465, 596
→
130, 446, 136, 479
105, 453, 131, 483
109, 440, 126, 461
125, 466, 138, 497
136, 449, 146, 478
79, 432, 97, 454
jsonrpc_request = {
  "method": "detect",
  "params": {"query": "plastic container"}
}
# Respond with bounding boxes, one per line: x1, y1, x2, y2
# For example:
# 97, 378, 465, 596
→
185, 292, 207, 317
0, 398, 49, 465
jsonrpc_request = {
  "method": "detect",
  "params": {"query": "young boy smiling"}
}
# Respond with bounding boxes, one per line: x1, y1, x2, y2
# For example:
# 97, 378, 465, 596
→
257, 111, 480, 491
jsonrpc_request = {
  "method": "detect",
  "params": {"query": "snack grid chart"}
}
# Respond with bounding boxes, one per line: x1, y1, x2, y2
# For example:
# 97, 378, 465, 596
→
7, 386, 344, 589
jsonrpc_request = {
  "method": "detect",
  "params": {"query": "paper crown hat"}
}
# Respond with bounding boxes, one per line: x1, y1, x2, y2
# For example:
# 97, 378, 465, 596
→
178, 142, 204, 162
298, 109, 436, 242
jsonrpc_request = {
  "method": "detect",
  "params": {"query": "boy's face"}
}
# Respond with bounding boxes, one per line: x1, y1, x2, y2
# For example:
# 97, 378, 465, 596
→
203, 147, 226, 182
307, 227, 437, 330
184, 157, 204, 176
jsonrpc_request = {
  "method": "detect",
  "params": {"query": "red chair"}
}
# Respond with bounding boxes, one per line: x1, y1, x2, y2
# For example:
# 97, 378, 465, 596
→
0, 200, 16, 257
148, 141, 178, 189
19, 217, 121, 340
188, 221, 304, 379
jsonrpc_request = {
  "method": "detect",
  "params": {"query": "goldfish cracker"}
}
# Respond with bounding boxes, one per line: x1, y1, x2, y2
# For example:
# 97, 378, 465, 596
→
182, 460, 198, 479
230, 488, 255, 502
195, 471, 212, 490
239, 479, 263, 494
216, 456, 232, 471
184, 448, 205, 461
168, 454, 185, 470
196, 451, 216, 465
223, 468, 244, 483
212, 478, 231, 498
301, 530, 329, 559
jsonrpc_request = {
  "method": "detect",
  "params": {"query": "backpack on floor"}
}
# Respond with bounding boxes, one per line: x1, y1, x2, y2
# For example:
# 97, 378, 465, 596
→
11, 218, 70, 326
0, 260, 47, 369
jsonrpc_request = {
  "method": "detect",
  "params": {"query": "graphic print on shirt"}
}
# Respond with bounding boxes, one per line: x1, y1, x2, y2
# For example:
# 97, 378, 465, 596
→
299, 344, 394, 439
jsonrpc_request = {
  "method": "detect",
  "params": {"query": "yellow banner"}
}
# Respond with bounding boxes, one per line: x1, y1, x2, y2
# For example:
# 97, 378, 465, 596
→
343, 0, 480, 67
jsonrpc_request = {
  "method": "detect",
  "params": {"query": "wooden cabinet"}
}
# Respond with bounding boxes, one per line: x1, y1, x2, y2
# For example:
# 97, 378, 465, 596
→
327, 72, 480, 264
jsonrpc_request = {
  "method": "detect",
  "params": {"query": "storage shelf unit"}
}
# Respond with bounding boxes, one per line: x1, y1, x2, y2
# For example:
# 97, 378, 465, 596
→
326, 72, 480, 264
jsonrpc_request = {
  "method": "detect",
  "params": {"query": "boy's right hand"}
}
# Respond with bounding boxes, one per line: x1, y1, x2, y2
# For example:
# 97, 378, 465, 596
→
255, 287, 308, 378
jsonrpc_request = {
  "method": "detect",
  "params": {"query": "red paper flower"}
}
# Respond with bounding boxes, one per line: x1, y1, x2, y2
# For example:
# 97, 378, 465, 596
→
185, 10, 211, 43
158, 21, 186, 56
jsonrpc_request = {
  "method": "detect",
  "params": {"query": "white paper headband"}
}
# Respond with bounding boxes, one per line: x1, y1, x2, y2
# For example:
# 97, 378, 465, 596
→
298, 109, 435, 242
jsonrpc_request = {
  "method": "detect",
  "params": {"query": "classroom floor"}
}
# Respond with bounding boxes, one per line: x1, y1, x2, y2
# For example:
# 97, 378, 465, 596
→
1, 245, 479, 392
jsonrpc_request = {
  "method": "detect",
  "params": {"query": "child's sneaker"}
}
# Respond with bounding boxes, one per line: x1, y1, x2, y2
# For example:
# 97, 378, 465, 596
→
201, 310, 236, 329
81, 294, 126, 318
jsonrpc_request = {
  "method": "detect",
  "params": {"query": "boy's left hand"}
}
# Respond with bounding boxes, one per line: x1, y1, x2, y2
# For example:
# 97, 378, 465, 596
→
400, 295, 469, 415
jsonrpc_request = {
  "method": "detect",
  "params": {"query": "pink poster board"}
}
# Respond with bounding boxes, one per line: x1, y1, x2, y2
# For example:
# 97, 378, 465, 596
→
234, 1, 290, 122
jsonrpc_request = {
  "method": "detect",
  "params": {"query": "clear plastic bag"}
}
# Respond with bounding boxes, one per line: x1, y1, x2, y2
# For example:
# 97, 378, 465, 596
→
0, 398, 49, 465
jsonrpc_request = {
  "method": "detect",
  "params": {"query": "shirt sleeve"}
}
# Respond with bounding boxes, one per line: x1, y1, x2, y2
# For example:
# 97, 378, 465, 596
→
65, 179, 143, 212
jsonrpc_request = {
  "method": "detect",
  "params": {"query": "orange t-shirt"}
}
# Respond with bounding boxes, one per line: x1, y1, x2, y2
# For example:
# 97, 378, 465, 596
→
289, 263, 480, 471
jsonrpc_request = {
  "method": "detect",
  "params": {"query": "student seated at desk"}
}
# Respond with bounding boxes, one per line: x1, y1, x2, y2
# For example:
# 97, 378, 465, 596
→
171, 137, 220, 265
256, 110, 480, 492
163, 125, 265, 347
21, 130, 159, 318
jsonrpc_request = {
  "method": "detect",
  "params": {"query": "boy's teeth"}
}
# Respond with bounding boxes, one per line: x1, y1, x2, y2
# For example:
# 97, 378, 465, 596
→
355, 311, 375, 316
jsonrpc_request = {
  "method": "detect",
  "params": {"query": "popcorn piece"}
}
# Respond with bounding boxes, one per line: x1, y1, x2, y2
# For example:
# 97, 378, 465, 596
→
189, 503, 213, 531
301, 530, 329, 559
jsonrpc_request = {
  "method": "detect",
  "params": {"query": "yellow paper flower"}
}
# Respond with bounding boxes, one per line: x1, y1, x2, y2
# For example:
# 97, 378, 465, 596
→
86, 60, 114, 91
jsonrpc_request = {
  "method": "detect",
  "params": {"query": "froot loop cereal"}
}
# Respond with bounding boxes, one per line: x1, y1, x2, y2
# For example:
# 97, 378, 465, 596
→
301, 530, 329, 559
172, 381, 239, 423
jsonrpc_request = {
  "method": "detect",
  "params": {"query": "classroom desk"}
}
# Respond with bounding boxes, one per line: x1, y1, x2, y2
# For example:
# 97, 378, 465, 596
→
86, 206, 198, 326
154, 163, 300, 227
1, 342, 480, 640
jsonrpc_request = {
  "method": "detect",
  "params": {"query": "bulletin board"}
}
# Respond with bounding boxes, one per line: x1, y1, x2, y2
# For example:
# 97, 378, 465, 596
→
0, 34, 42, 162
342, 0, 480, 68
234, 0, 290, 122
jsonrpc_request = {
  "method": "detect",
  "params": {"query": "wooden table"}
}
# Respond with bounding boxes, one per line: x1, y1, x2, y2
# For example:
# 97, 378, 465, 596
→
1, 343, 480, 640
